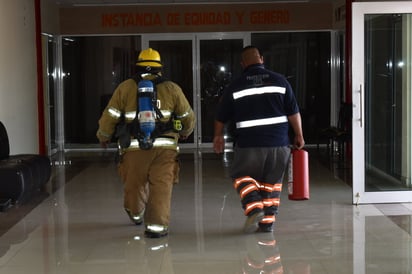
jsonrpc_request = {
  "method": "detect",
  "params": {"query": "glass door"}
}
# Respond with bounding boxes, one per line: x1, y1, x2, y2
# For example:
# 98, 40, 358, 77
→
197, 34, 246, 149
143, 33, 247, 150
352, 2, 412, 204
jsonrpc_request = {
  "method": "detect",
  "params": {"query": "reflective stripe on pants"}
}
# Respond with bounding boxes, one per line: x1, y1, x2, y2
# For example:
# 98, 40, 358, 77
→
234, 176, 282, 221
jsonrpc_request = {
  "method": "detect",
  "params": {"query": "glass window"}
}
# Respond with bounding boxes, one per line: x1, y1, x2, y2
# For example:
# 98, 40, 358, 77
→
365, 14, 412, 191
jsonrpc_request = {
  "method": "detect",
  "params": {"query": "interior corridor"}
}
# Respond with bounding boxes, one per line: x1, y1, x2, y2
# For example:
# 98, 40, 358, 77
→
0, 148, 412, 273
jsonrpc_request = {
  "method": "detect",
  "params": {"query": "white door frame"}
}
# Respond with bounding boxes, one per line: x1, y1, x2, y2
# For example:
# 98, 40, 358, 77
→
352, 1, 412, 204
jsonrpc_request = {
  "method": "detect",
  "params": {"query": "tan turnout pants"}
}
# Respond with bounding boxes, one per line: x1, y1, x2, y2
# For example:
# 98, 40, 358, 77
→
118, 148, 178, 226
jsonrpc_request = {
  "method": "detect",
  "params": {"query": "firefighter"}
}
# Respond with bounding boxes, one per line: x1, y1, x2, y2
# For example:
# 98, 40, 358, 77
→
97, 48, 195, 238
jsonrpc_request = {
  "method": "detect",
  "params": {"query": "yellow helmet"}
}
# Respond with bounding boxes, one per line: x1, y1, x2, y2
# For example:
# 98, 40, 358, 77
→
136, 48, 162, 68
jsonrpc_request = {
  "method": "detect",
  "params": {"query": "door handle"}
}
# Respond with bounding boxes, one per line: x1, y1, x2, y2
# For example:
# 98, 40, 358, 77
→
359, 84, 363, 128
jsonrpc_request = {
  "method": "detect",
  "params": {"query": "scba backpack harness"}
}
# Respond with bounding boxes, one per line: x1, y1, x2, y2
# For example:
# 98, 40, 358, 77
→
116, 76, 182, 151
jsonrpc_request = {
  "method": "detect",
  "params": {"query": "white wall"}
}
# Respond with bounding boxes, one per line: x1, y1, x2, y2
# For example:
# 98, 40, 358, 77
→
0, 0, 39, 154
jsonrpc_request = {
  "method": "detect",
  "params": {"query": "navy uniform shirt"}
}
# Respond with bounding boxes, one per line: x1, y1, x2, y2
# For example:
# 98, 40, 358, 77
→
216, 63, 300, 147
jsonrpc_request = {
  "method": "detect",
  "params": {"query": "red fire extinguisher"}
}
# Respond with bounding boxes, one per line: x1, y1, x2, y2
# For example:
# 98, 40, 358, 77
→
288, 149, 310, 200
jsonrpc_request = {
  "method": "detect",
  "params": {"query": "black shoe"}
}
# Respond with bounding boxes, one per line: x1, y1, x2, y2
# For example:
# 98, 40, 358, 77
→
145, 224, 169, 238
257, 224, 274, 233
125, 208, 144, 225
244, 211, 264, 233
144, 230, 169, 238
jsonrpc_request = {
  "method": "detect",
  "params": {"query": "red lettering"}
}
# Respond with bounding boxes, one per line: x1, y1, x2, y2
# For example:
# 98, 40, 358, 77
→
102, 12, 162, 27
184, 12, 230, 25
102, 14, 120, 27
235, 11, 245, 24
126, 13, 134, 26
250, 10, 290, 25
167, 13, 180, 25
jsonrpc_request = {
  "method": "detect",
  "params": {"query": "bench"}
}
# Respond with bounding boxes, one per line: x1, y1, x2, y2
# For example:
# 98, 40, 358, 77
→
0, 121, 51, 209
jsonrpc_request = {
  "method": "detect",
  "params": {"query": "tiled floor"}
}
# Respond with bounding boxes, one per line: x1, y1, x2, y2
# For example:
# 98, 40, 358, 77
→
0, 148, 412, 274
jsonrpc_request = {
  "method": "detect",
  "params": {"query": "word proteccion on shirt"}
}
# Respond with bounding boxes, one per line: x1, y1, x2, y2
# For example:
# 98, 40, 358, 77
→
101, 10, 290, 27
